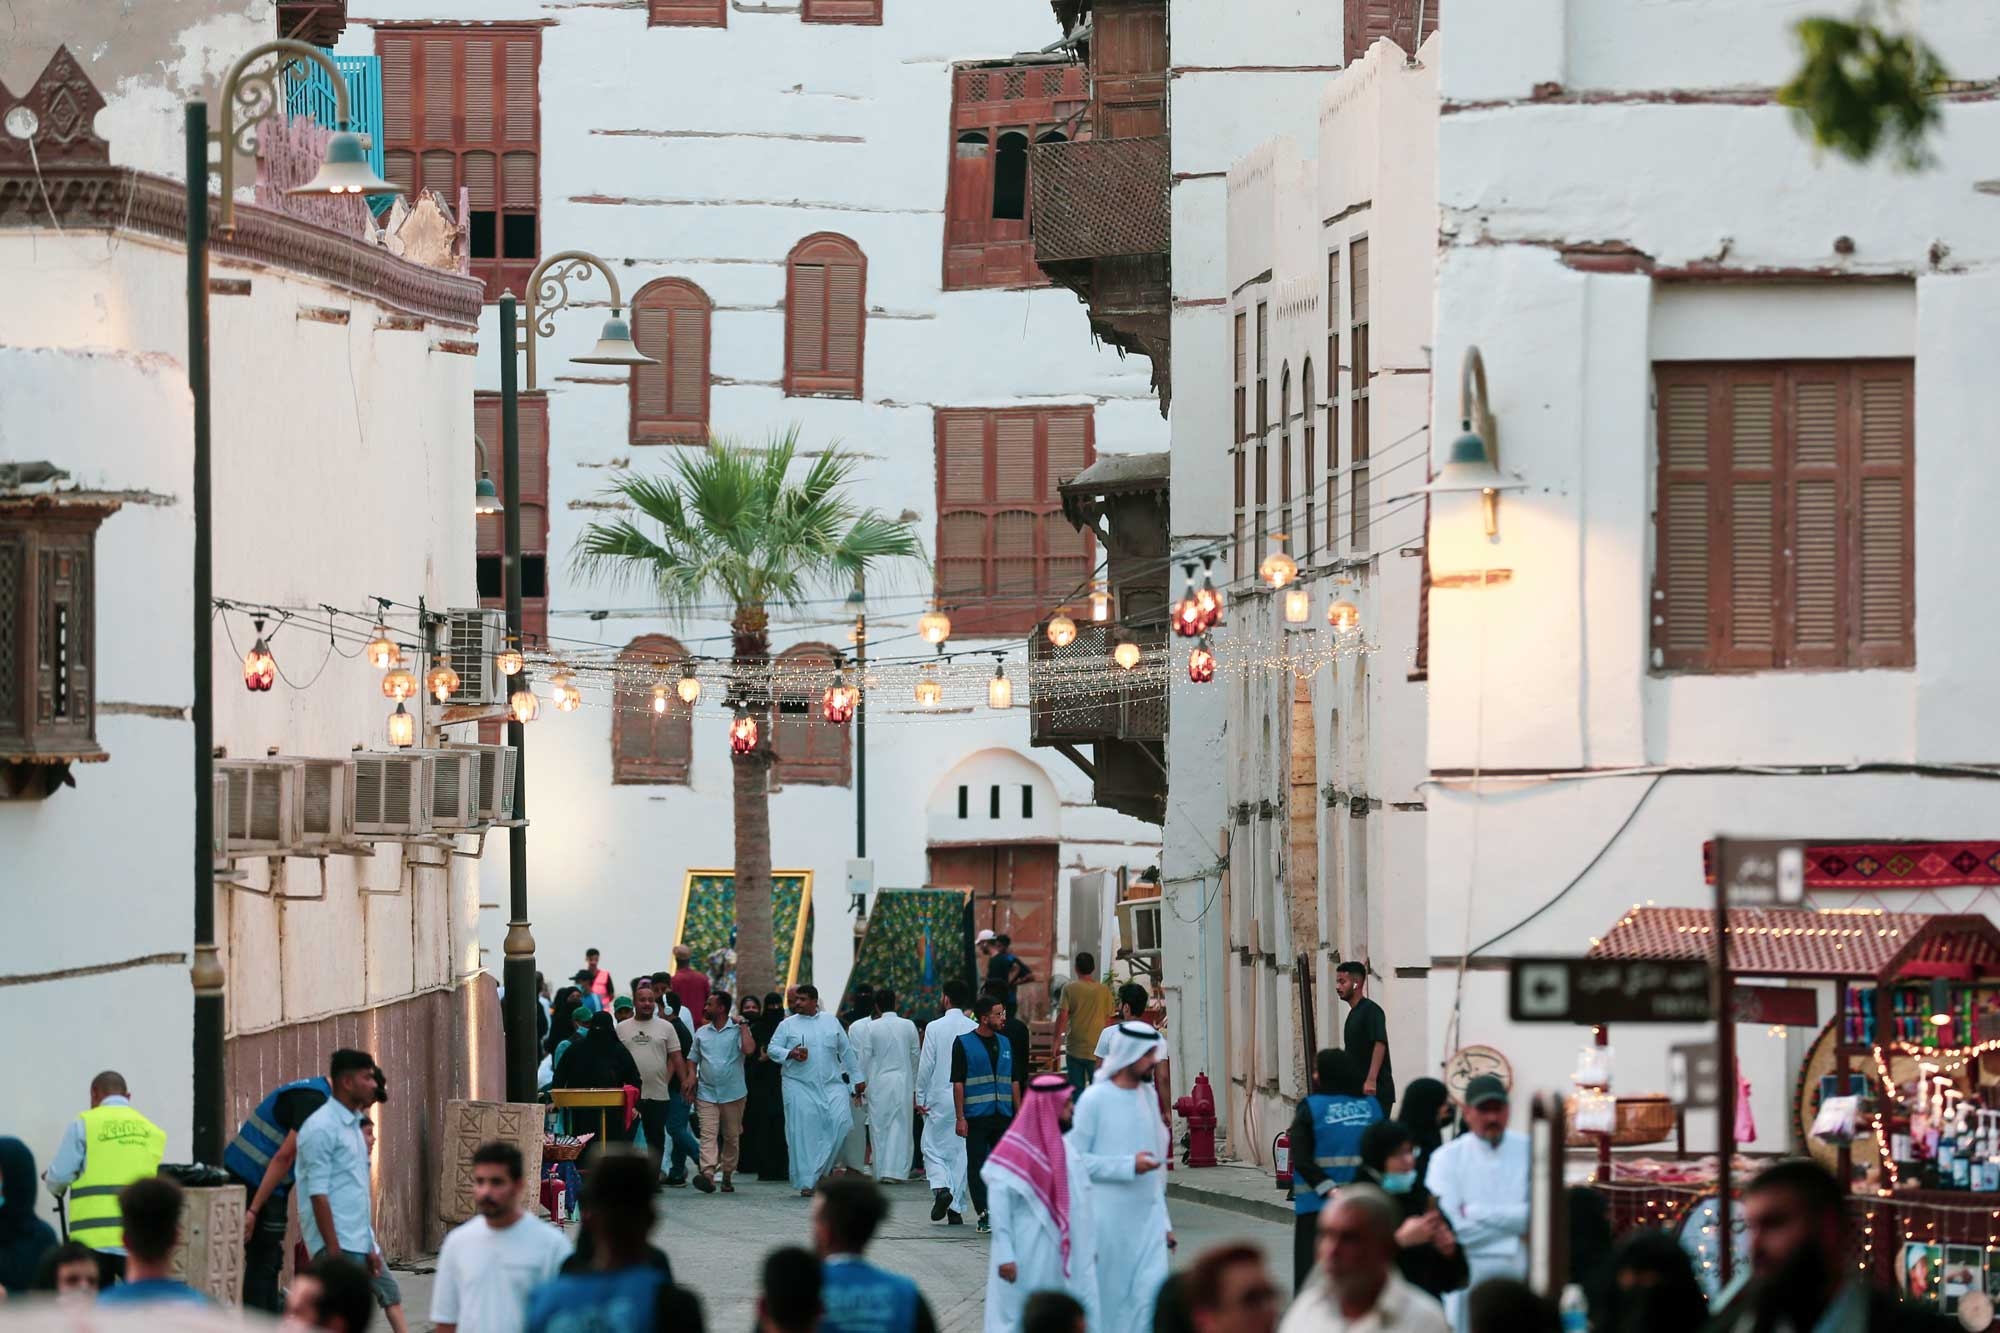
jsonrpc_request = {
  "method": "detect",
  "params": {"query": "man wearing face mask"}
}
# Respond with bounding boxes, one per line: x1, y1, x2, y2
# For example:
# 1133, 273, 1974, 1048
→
1286, 1051, 1383, 1293
1069, 1022, 1174, 1333
1355, 1121, 1466, 1303
1423, 1075, 1527, 1333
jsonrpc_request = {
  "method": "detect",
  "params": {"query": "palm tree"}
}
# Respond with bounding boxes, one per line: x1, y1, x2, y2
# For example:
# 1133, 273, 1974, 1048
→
571, 431, 922, 1001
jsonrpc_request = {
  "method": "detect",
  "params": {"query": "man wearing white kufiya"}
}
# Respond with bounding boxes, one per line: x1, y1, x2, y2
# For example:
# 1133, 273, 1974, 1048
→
860, 988, 920, 1182
981, 1072, 1100, 1333
1069, 1021, 1174, 1333
767, 984, 863, 1195
916, 980, 976, 1222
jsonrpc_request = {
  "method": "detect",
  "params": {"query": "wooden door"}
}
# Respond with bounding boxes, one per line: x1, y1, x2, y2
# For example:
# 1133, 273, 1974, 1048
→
927, 843, 1059, 1018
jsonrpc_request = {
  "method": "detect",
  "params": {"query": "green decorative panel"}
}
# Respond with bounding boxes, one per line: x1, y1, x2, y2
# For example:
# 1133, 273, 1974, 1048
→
840, 888, 975, 1020
675, 870, 814, 999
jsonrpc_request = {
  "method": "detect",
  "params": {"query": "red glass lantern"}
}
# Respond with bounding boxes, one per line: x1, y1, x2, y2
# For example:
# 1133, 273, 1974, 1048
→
1188, 642, 1216, 684
730, 712, 760, 754
822, 677, 858, 724
243, 618, 276, 692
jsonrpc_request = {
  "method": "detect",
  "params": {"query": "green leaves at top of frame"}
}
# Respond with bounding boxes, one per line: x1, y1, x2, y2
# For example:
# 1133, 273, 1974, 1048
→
1778, 15, 1948, 170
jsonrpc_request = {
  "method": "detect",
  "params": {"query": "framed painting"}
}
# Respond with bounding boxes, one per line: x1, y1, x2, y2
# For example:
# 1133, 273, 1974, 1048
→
672, 869, 815, 999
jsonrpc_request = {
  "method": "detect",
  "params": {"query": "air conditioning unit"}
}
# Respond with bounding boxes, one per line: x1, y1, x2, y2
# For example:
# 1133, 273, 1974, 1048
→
296, 758, 357, 848
217, 758, 305, 853
444, 608, 507, 707
447, 742, 519, 823
352, 751, 432, 836
211, 772, 232, 871
1116, 894, 1164, 959
420, 747, 480, 830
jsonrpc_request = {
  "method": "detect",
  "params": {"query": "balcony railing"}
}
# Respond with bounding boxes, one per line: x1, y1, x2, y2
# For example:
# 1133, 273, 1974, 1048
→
1029, 623, 1166, 746
1028, 134, 1169, 264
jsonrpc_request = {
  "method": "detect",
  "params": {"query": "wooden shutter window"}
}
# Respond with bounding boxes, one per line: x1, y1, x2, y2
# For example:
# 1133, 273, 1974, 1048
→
1349, 240, 1371, 552
772, 643, 852, 786
473, 391, 552, 649
1345, 0, 1440, 65
802, 0, 883, 23
1302, 360, 1317, 556
785, 233, 867, 399
1652, 360, 1913, 672
629, 278, 712, 445
1327, 251, 1341, 556
943, 62, 1088, 290
650, 0, 726, 25
612, 635, 693, 783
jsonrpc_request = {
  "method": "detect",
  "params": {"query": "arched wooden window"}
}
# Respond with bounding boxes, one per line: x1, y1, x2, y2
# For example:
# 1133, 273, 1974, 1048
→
1279, 364, 1293, 545
1301, 360, 1317, 555
629, 278, 711, 445
770, 643, 851, 787
611, 635, 692, 784
993, 131, 1030, 222
785, 233, 867, 400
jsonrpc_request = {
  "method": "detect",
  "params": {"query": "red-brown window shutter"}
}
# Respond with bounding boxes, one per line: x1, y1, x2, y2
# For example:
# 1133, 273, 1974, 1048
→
650, 0, 726, 25
630, 279, 712, 444
802, 0, 882, 23
771, 643, 852, 786
943, 63, 1088, 291
785, 233, 867, 399
1345, 0, 1439, 65
612, 635, 693, 783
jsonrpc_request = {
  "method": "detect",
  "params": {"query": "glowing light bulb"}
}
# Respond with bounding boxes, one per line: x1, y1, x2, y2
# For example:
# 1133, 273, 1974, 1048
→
676, 668, 702, 705
730, 713, 759, 753
1188, 644, 1216, 683
1113, 639, 1142, 671
1327, 599, 1360, 632
366, 624, 401, 670
652, 683, 672, 715
1284, 587, 1311, 624
496, 645, 524, 677
1046, 612, 1077, 649
823, 678, 858, 724
382, 667, 417, 702
387, 700, 416, 748
510, 685, 539, 724
550, 669, 579, 712
988, 663, 1012, 710
919, 609, 952, 646
914, 669, 943, 707
426, 658, 461, 703
1090, 587, 1112, 622
243, 627, 276, 693
1258, 547, 1298, 589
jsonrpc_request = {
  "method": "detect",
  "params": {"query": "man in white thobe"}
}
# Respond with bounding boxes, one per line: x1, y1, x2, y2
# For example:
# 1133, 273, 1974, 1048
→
1071, 1022, 1174, 1333
1423, 1074, 1529, 1333
916, 982, 976, 1223
768, 984, 863, 1196
982, 1073, 1100, 1333
861, 988, 920, 1183
839, 998, 874, 1174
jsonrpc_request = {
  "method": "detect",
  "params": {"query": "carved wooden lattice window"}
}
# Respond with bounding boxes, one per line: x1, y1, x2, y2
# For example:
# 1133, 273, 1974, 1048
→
771, 642, 851, 787
612, 635, 693, 783
0, 507, 108, 773
650, 0, 726, 25
630, 278, 712, 444
802, 0, 883, 22
935, 406, 1095, 635
785, 233, 867, 400
944, 63, 1087, 290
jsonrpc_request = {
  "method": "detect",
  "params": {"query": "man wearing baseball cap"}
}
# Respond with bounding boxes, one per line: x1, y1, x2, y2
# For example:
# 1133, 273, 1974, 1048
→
1421, 1074, 1527, 1332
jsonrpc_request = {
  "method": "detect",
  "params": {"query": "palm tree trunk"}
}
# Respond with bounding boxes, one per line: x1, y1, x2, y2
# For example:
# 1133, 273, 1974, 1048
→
732, 609, 777, 1003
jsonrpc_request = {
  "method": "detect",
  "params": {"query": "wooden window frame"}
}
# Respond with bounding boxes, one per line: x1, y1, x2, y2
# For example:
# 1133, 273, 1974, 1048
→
1327, 251, 1341, 557
784, 233, 868, 400
649, 0, 726, 25
0, 506, 108, 776
475, 390, 550, 648
1233, 309, 1248, 581
1302, 359, 1317, 556
771, 642, 852, 787
802, 0, 883, 23
934, 406, 1097, 636
1652, 358, 1915, 673
1348, 239, 1371, 553
611, 635, 693, 784
1279, 363, 1294, 547
377, 25, 541, 301
629, 277, 713, 445
943, 63, 1088, 291
1346, 0, 1440, 66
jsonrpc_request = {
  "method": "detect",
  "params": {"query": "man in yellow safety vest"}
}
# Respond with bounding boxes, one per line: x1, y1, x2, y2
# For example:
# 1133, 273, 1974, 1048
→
42, 1070, 168, 1287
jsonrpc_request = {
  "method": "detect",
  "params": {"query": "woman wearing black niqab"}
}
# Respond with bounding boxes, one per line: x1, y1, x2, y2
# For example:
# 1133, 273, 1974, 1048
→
553, 1012, 641, 1141
741, 990, 790, 1181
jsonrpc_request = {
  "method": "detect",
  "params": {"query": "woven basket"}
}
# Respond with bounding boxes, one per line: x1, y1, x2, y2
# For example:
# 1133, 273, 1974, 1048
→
1565, 1093, 1677, 1147
543, 1136, 592, 1163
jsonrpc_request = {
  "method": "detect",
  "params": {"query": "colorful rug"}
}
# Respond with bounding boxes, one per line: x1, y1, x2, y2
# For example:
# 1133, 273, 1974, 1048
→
839, 888, 975, 1021
674, 869, 814, 997
1702, 841, 2000, 891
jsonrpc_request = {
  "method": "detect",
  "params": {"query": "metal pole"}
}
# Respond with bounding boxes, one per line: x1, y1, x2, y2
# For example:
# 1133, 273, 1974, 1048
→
1714, 836, 1735, 1286
499, 294, 538, 1103
854, 572, 866, 861
187, 100, 226, 1165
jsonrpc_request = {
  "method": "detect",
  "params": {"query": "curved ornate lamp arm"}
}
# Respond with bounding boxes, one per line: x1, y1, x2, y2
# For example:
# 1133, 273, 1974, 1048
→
521, 249, 625, 391
212, 39, 351, 232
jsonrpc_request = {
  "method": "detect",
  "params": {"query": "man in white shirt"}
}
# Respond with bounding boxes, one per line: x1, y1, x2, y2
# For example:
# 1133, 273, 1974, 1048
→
1422, 1075, 1529, 1333
860, 988, 920, 1183
430, 1141, 570, 1333
916, 981, 977, 1224
616, 987, 690, 1185
1277, 1187, 1449, 1333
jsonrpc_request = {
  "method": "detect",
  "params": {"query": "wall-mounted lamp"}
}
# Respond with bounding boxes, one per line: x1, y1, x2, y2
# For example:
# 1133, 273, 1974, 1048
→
1417, 346, 1525, 538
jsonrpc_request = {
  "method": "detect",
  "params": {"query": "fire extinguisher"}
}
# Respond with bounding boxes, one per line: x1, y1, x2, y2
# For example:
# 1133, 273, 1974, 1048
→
1274, 1131, 1292, 1191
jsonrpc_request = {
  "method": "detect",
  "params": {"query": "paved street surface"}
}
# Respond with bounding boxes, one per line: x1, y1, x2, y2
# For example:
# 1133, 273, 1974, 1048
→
394, 1173, 1291, 1332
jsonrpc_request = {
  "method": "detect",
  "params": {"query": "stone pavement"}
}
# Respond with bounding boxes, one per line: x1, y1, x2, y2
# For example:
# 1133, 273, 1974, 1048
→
390, 1172, 1293, 1333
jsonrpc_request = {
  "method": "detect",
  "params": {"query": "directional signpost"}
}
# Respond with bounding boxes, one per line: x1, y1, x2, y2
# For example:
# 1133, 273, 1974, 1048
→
1509, 957, 1713, 1025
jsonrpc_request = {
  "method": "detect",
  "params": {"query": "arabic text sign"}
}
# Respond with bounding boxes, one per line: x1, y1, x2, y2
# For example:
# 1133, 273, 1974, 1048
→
1510, 957, 1714, 1024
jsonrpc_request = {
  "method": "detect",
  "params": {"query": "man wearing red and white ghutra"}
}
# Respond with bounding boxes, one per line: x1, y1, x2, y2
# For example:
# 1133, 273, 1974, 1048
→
981, 1074, 1099, 1333
1071, 1022, 1175, 1333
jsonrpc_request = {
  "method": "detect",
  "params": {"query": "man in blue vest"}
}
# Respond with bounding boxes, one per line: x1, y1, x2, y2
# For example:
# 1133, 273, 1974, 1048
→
813, 1175, 939, 1333
224, 1074, 332, 1311
950, 993, 1015, 1234
1286, 1049, 1382, 1292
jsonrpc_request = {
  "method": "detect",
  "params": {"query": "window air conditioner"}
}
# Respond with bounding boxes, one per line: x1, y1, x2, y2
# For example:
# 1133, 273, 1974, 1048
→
352, 751, 433, 836
419, 748, 480, 830
1116, 894, 1164, 959
446, 742, 519, 824
296, 757, 357, 847
444, 608, 507, 707
211, 771, 232, 871
217, 758, 305, 853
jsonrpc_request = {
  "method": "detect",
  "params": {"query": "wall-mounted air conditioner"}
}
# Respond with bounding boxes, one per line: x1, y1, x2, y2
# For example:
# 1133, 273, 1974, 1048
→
444, 608, 507, 707
419, 748, 479, 830
1116, 894, 1164, 959
217, 758, 305, 854
352, 751, 432, 836
296, 758, 357, 848
446, 742, 518, 824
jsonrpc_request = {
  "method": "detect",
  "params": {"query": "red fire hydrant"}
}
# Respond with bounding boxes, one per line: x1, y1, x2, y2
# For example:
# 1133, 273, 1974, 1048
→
1173, 1073, 1218, 1167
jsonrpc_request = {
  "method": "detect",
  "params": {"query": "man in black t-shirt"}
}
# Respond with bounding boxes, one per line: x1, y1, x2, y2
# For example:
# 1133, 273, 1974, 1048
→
1334, 961, 1395, 1114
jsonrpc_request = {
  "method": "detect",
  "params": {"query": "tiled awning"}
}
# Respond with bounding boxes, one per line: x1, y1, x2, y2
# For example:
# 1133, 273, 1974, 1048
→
1587, 906, 2000, 981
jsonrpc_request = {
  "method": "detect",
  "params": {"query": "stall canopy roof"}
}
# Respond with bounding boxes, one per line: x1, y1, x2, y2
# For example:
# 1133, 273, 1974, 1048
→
1587, 907, 2000, 982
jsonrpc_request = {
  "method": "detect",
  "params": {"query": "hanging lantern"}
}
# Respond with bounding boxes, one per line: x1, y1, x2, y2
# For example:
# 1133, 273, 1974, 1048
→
652, 683, 672, 715
510, 682, 539, 724
1112, 637, 1142, 671
1194, 557, 1226, 630
427, 656, 461, 703
242, 617, 276, 692
365, 623, 401, 670
823, 675, 858, 724
1188, 642, 1217, 684
387, 700, 416, 748
1284, 587, 1312, 624
914, 667, 943, 707
1046, 610, 1077, 649
988, 662, 1013, 710
730, 712, 760, 754
1089, 585, 1112, 622
550, 668, 580, 712
496, 642, 525, 677
1171, 563, 1204, 638
676, 665, 702, 705
1258, 535, 1298, 590
919, 608, 953, 647
1327, 598, 1361, 632
382, 666, 417, 702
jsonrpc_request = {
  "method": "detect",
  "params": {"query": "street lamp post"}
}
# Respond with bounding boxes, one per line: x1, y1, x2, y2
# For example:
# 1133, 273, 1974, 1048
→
497, 251, 652, 1101
185, 41, 393, 1162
